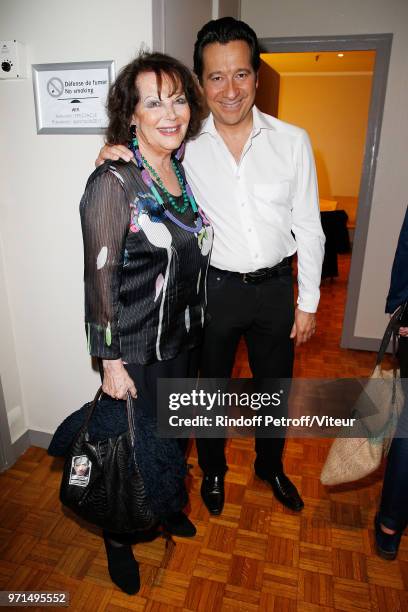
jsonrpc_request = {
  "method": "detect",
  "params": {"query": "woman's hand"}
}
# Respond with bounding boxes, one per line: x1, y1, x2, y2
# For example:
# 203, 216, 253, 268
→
102, 359, 137, 400
391, 307, 408, 337
96, 144, 133, 167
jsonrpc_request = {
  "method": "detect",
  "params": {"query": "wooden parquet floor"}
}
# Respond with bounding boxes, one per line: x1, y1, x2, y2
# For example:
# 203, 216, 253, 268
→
1, 254, 407, 611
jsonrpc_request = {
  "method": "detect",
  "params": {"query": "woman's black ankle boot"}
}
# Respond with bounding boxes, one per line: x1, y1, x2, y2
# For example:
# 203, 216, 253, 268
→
103, 531, 140, 594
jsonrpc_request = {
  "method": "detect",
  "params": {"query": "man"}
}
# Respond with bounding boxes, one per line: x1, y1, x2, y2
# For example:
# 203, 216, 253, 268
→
97, 17, 325, 515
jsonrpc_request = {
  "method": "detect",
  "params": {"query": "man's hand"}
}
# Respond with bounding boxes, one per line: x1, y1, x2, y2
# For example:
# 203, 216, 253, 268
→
102, 358, 137, 400
96, 144, 133, 167
290, 309, 316, 346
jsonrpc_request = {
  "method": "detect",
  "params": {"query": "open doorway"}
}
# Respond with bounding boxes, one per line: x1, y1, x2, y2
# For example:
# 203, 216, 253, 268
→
256, 50, 374, 326
257, 49, 374, 247
257, 34, 392, 351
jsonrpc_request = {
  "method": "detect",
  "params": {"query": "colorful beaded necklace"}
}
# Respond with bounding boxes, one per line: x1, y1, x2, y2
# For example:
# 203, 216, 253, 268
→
130, 135, 202, 234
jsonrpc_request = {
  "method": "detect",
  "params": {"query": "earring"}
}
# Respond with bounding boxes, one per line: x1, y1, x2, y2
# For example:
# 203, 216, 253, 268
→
130, 124, 137, 141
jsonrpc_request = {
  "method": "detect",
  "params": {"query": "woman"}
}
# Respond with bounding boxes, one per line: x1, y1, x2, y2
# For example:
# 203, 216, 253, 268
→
375, 206, 408, 560
80, 51, 212, 593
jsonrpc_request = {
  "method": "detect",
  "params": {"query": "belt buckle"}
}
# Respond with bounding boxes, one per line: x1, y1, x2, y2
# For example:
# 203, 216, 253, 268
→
242, 272, 259, 284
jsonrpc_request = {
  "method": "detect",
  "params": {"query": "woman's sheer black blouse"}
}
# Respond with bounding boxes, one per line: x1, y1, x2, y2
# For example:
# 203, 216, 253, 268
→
80, 160, 213, 365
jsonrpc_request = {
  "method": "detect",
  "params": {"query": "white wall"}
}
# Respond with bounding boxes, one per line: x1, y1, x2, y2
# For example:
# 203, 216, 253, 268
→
161, 0, 212, 69
0, 235, 25, 443
0, 0, 152, 438
152, 0, 240, 69
217, 0, 241, 19
242, 0, 408, 340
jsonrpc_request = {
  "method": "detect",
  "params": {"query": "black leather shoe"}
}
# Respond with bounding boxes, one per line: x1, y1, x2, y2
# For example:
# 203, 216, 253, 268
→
255, 470, 304, 512
374, 513, 402, 560
201, 474, 225, 515
162, 511, 197, 537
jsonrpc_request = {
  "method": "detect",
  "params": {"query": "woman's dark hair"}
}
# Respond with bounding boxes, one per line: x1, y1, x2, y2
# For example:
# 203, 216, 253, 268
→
106, 51, 202, 145
193, 17, 260, 83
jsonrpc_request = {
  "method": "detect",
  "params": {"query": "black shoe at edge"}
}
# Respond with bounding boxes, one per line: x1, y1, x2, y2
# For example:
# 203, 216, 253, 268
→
374, 513, 401, 560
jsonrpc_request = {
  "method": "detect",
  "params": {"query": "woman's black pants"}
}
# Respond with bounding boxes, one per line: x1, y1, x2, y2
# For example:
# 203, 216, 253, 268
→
101, 348, 199, 540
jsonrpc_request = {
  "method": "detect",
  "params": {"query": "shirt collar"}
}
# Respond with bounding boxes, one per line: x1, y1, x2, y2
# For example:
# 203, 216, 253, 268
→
252, 105, 277, 132
198, 106, 276, 138
198, 112, 217, 136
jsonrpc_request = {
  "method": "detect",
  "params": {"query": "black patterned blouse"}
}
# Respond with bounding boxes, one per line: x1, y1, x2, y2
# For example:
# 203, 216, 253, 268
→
80, 160, 213, 365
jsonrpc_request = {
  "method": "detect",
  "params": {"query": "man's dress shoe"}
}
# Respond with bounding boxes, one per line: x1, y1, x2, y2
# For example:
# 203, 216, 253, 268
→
201, 473, 225, 515
255, 469, 304, 512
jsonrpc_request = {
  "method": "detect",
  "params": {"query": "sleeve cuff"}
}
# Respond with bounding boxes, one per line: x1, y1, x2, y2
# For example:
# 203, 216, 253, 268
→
85, 321, 121, 359
297, 294, 319, 314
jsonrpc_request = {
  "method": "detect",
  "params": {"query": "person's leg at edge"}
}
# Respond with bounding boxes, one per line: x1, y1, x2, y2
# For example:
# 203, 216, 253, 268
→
375, 336, 408, 559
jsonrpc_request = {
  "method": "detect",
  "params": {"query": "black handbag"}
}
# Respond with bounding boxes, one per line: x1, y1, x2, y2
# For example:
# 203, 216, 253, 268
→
60, 387, 158, 533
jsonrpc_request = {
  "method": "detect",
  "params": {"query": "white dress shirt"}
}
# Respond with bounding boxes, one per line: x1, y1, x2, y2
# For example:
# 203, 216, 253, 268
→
183, 106, 325, 313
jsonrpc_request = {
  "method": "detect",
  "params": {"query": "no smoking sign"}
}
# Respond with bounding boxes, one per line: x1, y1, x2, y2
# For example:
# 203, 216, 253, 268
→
47, 77, 64, 97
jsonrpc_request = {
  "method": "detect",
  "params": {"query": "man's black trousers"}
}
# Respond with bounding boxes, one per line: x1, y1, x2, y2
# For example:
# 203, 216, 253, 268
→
197, 265, 295, 476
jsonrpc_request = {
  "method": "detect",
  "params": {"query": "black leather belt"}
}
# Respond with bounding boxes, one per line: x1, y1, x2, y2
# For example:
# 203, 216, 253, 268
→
210, 257, 292, 285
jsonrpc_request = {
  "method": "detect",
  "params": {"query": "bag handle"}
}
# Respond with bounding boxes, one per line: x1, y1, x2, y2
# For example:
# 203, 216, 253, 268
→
374, 305, 405, 414
375, 305, 404, 366
82, 386, 135, 445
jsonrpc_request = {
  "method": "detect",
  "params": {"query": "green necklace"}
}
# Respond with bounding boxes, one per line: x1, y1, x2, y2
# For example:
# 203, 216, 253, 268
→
139, 152, 189, 214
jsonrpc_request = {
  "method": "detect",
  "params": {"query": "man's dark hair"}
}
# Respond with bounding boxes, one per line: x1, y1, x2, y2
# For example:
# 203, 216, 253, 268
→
193, 17, 260, 83
106, 51, 202, 145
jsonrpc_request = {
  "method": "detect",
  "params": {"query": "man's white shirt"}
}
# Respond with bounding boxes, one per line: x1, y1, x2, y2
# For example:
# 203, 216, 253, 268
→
183, 106, 325, 313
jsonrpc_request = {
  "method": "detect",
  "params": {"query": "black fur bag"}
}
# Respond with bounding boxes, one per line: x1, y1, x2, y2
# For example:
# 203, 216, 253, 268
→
59, 387, 187, 533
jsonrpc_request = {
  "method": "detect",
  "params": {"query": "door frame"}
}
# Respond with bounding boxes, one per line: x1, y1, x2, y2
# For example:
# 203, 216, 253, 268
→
0, 376, 14, 472
258, 33, 393, 350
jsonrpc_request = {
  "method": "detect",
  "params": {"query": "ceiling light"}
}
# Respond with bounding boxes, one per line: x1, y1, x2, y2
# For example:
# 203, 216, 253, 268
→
337, 53, 344, 58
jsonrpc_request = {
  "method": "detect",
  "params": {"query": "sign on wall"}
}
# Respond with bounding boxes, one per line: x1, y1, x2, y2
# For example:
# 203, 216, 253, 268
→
32, 60, 115, 134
